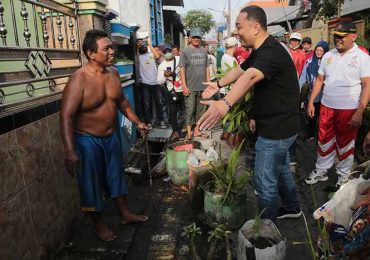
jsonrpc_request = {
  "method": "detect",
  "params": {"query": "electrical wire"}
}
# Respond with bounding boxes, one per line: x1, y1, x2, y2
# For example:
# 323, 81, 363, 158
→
268, 6, 301, 25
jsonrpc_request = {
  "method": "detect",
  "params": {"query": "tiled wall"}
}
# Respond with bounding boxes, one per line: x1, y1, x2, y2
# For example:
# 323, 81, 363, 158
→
0, 100, 81, 259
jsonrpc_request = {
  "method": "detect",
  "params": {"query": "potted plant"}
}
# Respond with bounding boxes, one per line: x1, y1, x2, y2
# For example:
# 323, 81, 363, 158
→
221, 91, 253, 148
113, 54, 134, 75
207, 224, 232, 260
216, 63, 253, 148
237, 209, 287, 260
204, 141, 251, 230
181, 223, 202, 260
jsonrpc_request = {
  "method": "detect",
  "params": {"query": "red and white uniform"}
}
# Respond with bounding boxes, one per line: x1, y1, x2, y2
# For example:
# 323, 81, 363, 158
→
290, 48, 306, 78
315, 44, 370, 176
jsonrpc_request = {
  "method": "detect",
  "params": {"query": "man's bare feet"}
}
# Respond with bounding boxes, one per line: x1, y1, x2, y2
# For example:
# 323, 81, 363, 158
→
121, 211, 149, 224
94, 221, 116, 241
193, 125, 209, 138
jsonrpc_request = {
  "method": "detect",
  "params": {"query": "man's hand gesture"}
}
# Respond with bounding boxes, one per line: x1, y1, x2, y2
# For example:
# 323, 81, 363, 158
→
202, 81, 219, 99
198, 100, 229, 130
349, 110, 362, 128
64, 151, 81, 177
249, 119, 256, 133
307, 102, 315, 118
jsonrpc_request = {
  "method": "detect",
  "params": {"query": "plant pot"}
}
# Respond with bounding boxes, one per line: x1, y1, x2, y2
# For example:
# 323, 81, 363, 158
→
166, 141, 201, 187
188, 161, 225, 211
224, 130, 245, 149
204, 190, 247, 230
237, 219, 286, 260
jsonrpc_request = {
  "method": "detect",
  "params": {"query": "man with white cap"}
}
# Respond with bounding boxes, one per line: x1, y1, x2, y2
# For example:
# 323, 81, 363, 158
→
289, 32, 306, 78
221, 37, 238, 71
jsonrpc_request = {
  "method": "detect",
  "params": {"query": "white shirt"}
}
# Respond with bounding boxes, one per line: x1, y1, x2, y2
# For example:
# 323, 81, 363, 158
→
221, 53, 237, 71
138, 52, 158, 85
220, 53, 237, 94
157, 56, 183, 92
208, 54, 217, 80
319, 44, 370, 109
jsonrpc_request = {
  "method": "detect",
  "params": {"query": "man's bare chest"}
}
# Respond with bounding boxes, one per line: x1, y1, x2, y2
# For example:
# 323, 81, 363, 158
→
80, 78, 121, 111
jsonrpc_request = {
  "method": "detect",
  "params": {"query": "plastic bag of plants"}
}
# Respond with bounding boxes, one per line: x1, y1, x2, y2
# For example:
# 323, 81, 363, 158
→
237, 219, 286, 260
314, 174, 370, 258
317, 205, 370, 259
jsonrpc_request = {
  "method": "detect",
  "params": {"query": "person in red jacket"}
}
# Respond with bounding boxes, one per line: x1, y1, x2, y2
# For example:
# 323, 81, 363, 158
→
289, 32, 306, 78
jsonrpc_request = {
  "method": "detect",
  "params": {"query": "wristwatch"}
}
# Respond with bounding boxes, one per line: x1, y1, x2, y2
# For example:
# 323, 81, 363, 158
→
217, 80, 223, 88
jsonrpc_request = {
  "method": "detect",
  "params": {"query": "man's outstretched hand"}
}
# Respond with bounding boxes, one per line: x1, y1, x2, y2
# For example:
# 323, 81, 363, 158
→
137, 122, 149, 138
202, 81, 219, 99
198, 100, 229, 131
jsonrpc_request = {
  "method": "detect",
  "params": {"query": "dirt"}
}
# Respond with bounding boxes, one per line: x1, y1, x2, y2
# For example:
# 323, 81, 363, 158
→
249, 236, 276, 249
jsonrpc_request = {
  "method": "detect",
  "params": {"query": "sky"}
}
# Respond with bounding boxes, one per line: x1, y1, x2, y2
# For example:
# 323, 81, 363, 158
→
169, 0, 247, 24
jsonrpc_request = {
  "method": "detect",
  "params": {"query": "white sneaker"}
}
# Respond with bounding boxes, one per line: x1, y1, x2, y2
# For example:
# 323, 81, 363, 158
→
305, 169, 328, 184
336, 175, 349, 187
290, 161, 297, 166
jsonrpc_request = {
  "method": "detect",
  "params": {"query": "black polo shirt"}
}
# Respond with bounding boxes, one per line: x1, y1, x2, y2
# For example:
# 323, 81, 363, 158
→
240, 35, 299, 140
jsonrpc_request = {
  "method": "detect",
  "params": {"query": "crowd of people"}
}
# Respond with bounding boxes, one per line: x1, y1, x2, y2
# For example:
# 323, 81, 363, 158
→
59, 5, 370, 250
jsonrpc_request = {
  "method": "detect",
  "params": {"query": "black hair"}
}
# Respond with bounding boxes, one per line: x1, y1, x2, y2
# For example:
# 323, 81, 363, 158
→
240, 5, 267, 30
138, 46, 148, 54
82, 29, 109, 59
172, 45, 179, 50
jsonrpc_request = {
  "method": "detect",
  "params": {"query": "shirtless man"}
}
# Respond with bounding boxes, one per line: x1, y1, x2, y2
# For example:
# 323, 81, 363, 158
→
60, 29, 148, 241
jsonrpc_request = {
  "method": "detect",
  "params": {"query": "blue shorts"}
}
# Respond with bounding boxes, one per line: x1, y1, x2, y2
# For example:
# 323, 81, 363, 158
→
74, 132, 128, 212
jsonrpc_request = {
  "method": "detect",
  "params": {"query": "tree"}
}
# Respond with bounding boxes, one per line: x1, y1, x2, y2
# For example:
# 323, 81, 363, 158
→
275, 0, 349, 29
183, 9, 215, 35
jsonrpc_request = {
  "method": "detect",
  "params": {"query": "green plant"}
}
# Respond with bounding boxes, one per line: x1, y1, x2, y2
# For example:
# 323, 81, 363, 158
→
216, 63, 253, 134
215, 62, 237, 91
292, 185, 330, 260
207, 141, 251, 206
113, 56, 133, 63
251, 208, 268, 237
207, 225, 232, 260
222, 91, 253, 133
356, 35, 370, 51
181, 223, 202, 260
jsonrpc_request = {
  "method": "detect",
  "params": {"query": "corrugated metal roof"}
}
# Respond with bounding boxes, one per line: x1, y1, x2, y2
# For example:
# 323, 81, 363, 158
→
341, 0, 370, 16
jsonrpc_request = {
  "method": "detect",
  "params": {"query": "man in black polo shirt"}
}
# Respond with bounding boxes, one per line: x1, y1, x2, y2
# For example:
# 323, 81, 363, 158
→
198, 5, 301, 222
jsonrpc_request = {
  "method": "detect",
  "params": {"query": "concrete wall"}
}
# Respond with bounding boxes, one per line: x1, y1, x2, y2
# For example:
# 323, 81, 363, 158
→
119, 0, 151, 34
